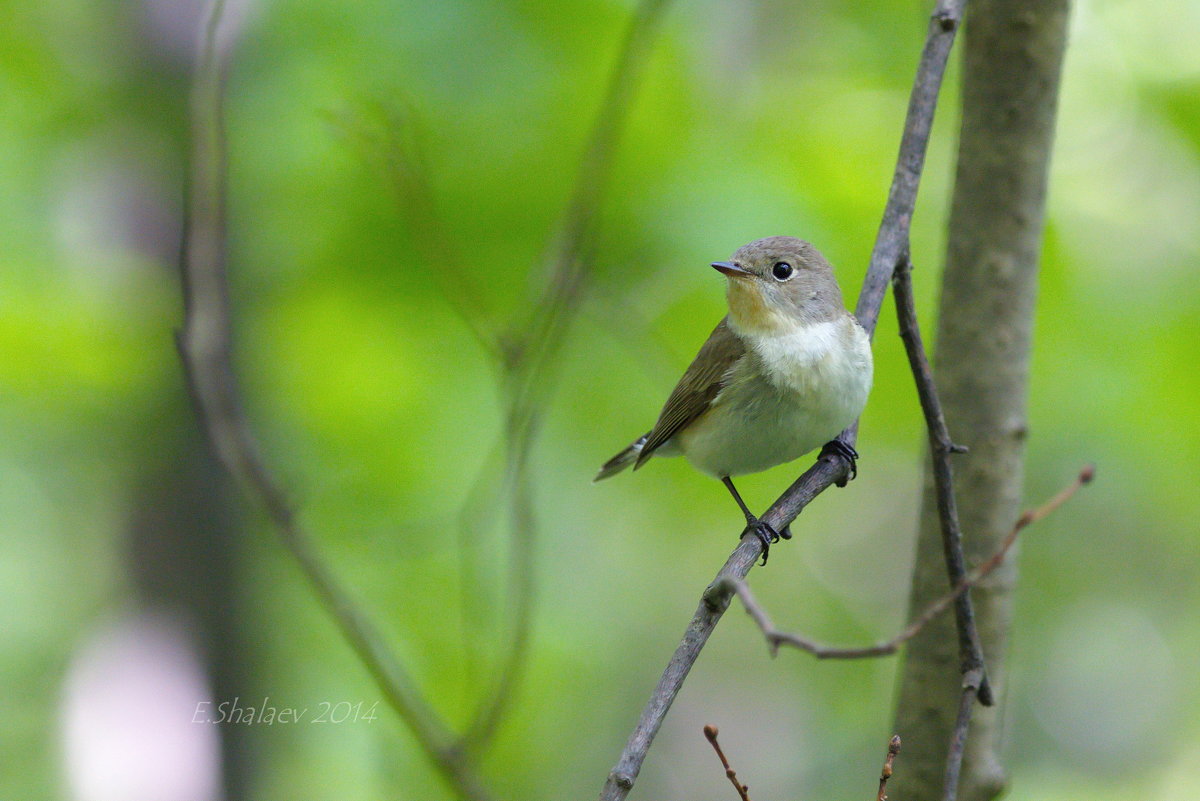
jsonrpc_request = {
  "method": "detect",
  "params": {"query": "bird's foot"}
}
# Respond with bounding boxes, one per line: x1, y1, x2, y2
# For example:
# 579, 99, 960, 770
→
741, 517, 782, 565
820, 439, 859, 487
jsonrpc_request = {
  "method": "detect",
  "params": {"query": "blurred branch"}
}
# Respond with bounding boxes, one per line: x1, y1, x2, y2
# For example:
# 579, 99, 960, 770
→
703, 725, 752, 801
462, 0, 677, 751
176, 2, 495, 800
330, 2, 677, 752
722, 466, 1092, 659
596, 2, 966, 799
893, 253, 993, 707
879, 735, 902, 801
325, 101, 501, 355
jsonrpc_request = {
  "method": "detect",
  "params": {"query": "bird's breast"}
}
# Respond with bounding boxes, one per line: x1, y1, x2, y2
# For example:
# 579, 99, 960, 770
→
677, 316, 872, 477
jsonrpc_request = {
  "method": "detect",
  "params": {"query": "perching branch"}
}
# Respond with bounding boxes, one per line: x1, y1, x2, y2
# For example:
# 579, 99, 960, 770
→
177, 2, 496, 799
893, 254, 993, 707
596, 2, 967, 799
724, 466, 1092, 660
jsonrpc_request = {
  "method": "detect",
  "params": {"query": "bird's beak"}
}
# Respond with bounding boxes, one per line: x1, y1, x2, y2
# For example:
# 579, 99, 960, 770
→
712, 261, 752, 279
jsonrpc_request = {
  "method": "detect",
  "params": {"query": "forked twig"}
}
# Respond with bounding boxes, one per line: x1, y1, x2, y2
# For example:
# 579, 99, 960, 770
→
331, 0, 677, 752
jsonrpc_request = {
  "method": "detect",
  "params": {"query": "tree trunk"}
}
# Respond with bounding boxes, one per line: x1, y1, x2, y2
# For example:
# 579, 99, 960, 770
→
889, 1, 1071, 799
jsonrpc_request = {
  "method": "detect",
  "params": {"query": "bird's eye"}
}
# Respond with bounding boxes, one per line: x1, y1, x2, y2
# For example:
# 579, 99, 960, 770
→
771, 261, 794, 281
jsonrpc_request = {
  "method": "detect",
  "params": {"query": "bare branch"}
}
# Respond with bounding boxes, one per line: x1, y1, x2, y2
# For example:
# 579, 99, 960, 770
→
724, 467, 1092, 660
892, 253, 993, 706
879, 735, 902, 801
704, 725, 753, 801
942, 670, 983, 801
177, 2, 495, 799
596, 3, 966, 798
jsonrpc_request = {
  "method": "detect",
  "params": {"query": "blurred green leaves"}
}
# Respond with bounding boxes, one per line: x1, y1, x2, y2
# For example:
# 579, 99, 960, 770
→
2, 0, 1199, 799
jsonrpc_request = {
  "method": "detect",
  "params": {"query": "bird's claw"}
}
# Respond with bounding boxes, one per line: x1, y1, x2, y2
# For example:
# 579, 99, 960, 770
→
742, 518, 781, 565
820, 439, 860, 487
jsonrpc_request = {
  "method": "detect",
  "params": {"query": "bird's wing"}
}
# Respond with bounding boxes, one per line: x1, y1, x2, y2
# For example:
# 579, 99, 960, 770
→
635, 316, 745, 468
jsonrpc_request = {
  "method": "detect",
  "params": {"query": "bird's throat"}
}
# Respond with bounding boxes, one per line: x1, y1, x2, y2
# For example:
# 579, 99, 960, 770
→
726, 280, 792, 336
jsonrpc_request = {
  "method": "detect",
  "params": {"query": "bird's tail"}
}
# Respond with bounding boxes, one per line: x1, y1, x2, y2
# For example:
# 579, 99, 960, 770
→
593, 433, 649, 482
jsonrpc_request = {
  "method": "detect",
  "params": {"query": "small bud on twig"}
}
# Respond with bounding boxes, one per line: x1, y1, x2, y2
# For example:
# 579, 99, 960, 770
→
704, 725, 752, 801
878, 734, 902, 801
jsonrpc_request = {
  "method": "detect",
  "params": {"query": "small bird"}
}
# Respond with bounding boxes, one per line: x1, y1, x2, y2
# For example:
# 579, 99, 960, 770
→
595, 236, 873, 562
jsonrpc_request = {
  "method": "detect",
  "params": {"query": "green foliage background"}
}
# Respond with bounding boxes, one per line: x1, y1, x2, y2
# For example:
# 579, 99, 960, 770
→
2, 0, 1198, 798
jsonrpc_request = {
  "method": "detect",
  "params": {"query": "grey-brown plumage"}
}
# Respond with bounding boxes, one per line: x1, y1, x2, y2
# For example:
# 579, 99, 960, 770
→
595, 236, 873, 561
594, 318, 744, 480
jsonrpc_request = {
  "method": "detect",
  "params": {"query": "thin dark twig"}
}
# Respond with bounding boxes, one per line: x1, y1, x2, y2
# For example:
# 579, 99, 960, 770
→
176, 2, 495, 799
892, 252, 993, 705
703, 725, 752, 801
942, 670, 983, 801
597, 3, 966, 798
878, 735, 902, 801
724, 466, 1092, 659
461, 0, 676, 751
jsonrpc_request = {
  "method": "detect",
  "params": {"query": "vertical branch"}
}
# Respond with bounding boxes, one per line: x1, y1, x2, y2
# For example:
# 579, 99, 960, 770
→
893, 256, 992, 705
889, 0, 1072, 798
942, 675, 981, 801
177, 2, 496, 799
703, 725, 753, 801
892, 255, 990, 794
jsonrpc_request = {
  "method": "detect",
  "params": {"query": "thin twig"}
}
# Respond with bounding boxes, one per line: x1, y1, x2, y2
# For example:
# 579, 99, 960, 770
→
596, 3, 966, 798
176, 2, 495, 799
704, 725, 752, 801
878, 735, 902, 801
724, 466, 1092, 659
942, 670, 982, 801
892, 252, 992, 705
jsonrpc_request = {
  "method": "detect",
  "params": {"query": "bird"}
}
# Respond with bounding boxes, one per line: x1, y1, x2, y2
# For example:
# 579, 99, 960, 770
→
594, 236, 873, 563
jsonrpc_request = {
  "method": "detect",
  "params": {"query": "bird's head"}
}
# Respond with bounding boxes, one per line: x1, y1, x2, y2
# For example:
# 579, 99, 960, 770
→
712, 236, 846, 335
